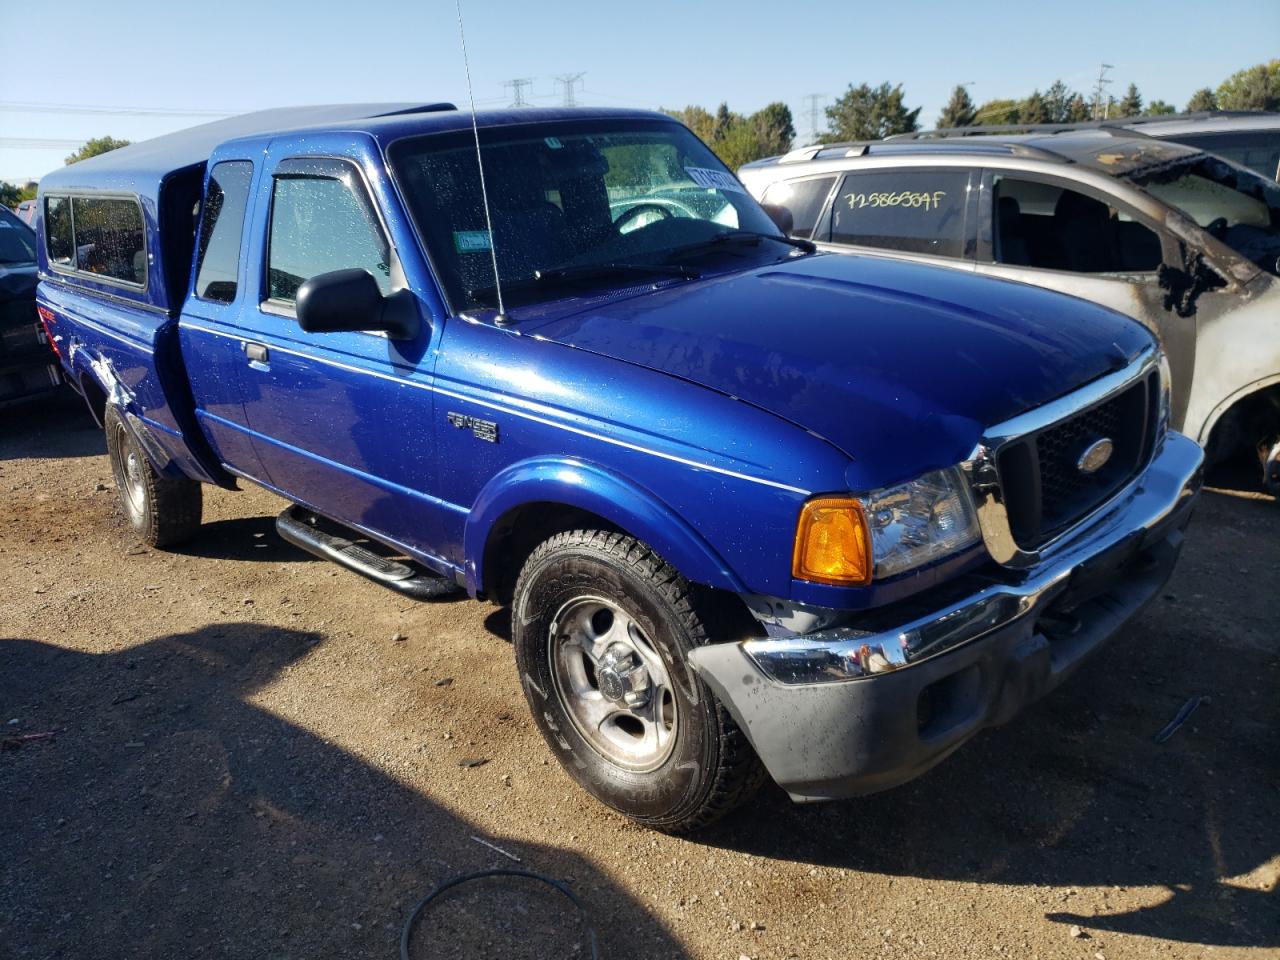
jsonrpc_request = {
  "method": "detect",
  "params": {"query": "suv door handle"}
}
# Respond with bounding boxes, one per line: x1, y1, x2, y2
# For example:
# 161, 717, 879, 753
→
243, 342, 269, 363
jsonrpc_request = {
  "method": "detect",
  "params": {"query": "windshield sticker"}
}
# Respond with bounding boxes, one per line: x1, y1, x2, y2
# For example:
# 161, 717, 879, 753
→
453, 230, 493, 253
845, 191, 947, 211
544, 136, 563, 149
684, 167, 747, 195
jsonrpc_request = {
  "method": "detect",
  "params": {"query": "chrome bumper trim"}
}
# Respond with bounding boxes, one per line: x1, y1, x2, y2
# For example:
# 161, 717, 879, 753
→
740, 431, 1203, 685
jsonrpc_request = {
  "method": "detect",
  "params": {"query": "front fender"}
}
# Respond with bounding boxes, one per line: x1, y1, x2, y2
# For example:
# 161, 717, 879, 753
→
463, 456, 746, 597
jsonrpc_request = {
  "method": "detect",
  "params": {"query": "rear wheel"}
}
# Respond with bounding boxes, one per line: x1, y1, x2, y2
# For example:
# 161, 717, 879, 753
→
104, 405, 202, 547
512, 529, 765, 833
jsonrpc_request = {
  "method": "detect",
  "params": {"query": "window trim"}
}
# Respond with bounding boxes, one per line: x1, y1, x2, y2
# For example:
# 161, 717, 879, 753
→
43, 191, 149, 293
977, 168, 1175, 277
260, 155, 399, 320
820, 166, 976, 263
193, 159, 255, 306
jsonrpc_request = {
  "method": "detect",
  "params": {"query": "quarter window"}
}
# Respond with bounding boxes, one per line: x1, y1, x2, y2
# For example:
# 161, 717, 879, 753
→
992, 176, 1162, 273
44, 196, 74, 266
72, 197, 146, 284
267, 163, 391, 305
760, 176, 836, 239
195, 161, 254, 303
828, 170, 969, 258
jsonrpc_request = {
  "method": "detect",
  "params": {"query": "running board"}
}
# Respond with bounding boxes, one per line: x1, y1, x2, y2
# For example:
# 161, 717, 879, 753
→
275, 506, 462, 600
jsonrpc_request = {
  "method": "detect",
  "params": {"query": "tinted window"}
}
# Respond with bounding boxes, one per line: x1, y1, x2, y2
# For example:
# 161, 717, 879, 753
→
993, 176, 1162, 273
829, 170, 969, 257
267, 166, 390, 304
45, 196, 74, 266
194, 161, 253, 302
1170, 131, 1280, 182
760, 176, 836, 239
0, 207, 36, 263
72, 197, 146, 284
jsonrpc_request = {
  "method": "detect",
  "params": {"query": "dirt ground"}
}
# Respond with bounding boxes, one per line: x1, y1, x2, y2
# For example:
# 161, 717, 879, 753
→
2, 391, 1277, 960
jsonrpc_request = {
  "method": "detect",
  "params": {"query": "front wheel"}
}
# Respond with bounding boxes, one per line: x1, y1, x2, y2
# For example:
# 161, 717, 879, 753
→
512, 529, 765, 833
104, 405, 202, 547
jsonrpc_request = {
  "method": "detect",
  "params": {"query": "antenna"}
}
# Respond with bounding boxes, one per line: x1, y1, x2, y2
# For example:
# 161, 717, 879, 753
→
455, 0, 507, 323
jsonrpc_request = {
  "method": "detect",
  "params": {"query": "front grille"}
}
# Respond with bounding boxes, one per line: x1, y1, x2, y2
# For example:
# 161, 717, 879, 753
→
997, 373, 1157, 549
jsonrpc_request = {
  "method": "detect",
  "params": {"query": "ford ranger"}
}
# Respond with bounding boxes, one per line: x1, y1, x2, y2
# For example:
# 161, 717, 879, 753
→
36, 104, 1203, 832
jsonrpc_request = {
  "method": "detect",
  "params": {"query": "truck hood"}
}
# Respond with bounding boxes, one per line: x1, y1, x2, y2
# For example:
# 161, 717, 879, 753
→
517, 254, 1153, 488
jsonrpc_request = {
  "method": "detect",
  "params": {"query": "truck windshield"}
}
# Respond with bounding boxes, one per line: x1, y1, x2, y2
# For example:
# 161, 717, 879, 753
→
1130, 156, 1280, 276
389, 119, 796, 311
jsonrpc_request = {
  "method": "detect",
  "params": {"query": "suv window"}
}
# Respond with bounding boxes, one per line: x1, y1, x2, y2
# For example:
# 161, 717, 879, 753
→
760, 176, 836, 239
828, 170, 969, 257
72, 197, 146, 285
267, 162, 391, 305
195, 161, 254, 303
993, 176, 1162, 273
44, 197, 74, 266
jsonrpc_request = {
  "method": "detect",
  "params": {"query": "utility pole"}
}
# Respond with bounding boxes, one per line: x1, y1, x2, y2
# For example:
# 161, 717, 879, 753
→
1092, 63, 1113, 120
504, 78, 535, 108
555, 73, 586, 108
803, 93, 824, 144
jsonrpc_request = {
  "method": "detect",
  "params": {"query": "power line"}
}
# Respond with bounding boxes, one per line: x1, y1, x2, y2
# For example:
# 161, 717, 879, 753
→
503, 78, 535, 108
554, 73, 586, 108
0, 100, 231, 118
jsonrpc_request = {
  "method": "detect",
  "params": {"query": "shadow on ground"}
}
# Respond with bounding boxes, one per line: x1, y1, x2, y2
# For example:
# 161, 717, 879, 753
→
0, 387, 102, 461
0, 625, 687, 959
698, 490, 1279, 950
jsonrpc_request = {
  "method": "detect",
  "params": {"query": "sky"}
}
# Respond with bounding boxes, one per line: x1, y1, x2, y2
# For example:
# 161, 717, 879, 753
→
2, 0, 1277, 183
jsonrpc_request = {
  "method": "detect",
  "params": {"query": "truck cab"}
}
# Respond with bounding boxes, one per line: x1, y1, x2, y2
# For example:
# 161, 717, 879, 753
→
36, 105, 1203, 832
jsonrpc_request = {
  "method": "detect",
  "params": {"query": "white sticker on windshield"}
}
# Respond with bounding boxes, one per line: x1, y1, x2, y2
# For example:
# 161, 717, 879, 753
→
684, 166, 747, 194
453, 230, 492, 253
544, 136, 563, 149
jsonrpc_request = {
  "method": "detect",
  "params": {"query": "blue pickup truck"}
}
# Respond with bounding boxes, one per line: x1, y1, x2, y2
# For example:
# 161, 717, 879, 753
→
36, 104, 1203, 832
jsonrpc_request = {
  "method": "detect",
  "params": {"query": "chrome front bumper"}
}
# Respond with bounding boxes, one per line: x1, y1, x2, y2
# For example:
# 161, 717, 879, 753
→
689, 431, 1204, 802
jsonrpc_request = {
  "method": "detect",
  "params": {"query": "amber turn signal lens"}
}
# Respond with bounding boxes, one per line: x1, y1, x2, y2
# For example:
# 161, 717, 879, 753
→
792, 497, 872, 586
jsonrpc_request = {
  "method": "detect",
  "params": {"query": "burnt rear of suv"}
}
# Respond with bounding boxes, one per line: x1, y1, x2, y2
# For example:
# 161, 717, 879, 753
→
997, 372, 1159, 549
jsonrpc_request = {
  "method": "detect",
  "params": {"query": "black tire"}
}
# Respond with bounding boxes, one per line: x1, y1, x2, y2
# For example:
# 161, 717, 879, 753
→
512, 529, 766, 833
104, 405, 202, 548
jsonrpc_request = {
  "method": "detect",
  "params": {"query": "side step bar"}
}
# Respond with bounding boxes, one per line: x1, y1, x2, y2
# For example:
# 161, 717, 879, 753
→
275, 506, 462, 601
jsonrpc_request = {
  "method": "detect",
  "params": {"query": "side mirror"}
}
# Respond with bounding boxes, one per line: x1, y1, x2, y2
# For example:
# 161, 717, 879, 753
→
295, 268, 419, 340
761, 203, 794, 236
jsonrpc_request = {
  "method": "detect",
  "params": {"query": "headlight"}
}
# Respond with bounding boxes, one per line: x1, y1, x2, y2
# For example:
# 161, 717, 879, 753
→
793, 467, 980, 586
1157, 351, 1173, 441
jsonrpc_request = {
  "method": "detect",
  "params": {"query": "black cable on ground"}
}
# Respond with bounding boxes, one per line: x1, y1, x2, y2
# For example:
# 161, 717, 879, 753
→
399, 868, 601, 960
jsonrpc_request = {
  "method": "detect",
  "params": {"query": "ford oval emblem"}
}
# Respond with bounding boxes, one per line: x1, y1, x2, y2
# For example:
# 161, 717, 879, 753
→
1077, 438, 1115, 475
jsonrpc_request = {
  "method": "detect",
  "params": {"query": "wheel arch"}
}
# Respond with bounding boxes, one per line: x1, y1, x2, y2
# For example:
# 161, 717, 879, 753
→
464, 457, 746, 603
1198, 376, 1280, 457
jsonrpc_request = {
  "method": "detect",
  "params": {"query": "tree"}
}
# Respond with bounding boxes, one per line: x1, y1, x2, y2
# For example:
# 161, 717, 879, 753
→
0, 182, 20, 208
665, 106, 716, 144
1116, 83, 1143, 118
1019, 90, 1050, 124
1186, 87, 1218, 112
937, 84, 977, 128
1144, 100, 1177, 116
749, 102, 795, 156
1066, 94, 1092, 122
1043, 80, 1076, 123
823, 83, 920, 142
973, 98, 1021, 126
65, 136, 131, 165
1216, 60, 1280, 111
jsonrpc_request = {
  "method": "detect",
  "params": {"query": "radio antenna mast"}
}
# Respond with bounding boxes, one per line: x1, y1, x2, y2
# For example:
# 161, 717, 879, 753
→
455, 0, 507, 323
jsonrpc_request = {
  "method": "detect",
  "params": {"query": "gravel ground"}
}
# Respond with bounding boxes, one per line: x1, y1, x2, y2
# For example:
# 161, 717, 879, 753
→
2, 392, 1277, 959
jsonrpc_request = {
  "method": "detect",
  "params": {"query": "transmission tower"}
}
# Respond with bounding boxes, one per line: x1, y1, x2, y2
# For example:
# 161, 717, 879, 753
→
1091, 64, 1113, 120
555, 73, 586, 108
803, 93, 825, 144
504, 78, 535, 108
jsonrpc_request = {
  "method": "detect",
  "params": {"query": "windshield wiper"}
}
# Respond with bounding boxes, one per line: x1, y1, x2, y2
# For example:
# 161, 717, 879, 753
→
666, 230, 816, 262
469, 262, 699, 301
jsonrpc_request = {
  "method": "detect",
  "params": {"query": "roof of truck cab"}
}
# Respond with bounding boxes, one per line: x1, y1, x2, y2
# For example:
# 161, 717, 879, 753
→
38, 104, 677, 198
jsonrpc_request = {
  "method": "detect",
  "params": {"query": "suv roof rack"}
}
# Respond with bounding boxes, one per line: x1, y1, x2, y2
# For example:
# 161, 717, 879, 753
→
895, 109, 1273, 141
770, 138, 1068, 165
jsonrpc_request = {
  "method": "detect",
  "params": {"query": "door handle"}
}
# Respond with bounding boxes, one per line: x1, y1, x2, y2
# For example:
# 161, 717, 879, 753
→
243, 341, 269, 363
